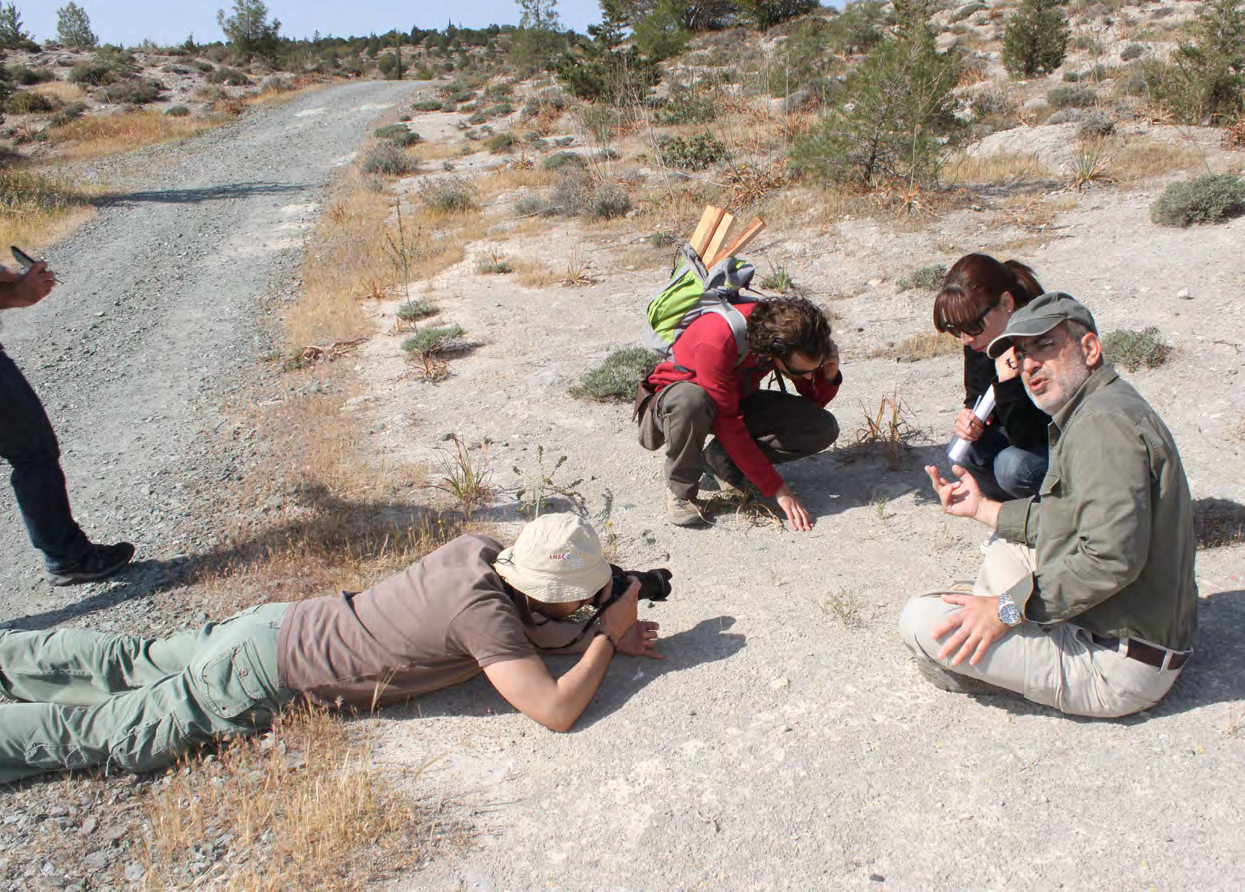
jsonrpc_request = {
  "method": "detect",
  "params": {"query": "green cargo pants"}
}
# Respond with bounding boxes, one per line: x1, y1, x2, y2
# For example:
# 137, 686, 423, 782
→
0, 603, 292, 783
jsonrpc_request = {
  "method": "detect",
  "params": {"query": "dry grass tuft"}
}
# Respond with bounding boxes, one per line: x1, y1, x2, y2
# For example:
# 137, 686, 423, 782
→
479, 165, 557, 199
944, 152, 1054, 186
0, 169, 95, 253
512, 257, 558, 287
841, 391, 930, 470
139, 703, 463, 891
869, 331, 962, 362
1111, 137, 1208, 185
46, 110, 220, 163
33, 80, 86, 103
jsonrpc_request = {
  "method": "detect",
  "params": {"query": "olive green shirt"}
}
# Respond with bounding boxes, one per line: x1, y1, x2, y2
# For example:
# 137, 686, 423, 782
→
995, 365, 1197, 651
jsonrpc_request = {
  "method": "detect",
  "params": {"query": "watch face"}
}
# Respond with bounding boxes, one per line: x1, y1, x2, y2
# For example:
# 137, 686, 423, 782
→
999, 598, 1021, 627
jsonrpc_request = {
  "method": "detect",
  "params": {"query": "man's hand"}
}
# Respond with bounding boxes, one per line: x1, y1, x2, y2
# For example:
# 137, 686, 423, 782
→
994, 347, 1020, 382
775, 482, 812, 531
953, 407, 984, 442
0, 263, 57, 310
615, 620, 662, 659
599, 578, 640, 642
821, 340, 840, 382
930, 593, 1010, 666
926, 464, 1000, 528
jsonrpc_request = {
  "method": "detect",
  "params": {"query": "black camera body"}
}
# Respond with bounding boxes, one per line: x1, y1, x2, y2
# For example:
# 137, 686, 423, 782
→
608, 564, 673, 604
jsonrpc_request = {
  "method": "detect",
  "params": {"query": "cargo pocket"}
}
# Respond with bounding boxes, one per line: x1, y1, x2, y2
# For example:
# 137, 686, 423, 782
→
199, 643, 270, 720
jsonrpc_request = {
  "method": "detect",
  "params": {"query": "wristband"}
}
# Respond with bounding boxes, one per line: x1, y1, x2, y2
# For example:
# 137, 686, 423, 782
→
595, 629, 616, 648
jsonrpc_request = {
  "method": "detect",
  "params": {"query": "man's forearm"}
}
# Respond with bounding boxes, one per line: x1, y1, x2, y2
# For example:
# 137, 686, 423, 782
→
974, 497, 1002, 530
546, 635, 615, 731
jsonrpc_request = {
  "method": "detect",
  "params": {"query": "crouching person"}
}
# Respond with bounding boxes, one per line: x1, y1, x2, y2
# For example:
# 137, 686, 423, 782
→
0, 514, 661, 784
899, 293, 1197, 718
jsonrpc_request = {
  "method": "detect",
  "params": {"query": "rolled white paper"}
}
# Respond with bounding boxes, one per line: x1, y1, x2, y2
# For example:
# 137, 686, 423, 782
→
947, 385, 996, 465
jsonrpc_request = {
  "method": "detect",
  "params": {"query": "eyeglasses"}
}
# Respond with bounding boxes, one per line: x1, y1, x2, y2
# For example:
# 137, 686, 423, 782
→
780, 357, 824, 378
943, 302, 997, 339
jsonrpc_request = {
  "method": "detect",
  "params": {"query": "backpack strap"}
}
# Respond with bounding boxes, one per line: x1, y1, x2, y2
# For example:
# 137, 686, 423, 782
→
671, 295, 751, 372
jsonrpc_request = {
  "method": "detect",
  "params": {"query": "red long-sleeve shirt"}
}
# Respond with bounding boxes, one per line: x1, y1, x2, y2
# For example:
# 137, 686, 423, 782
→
646, 302, 842, 497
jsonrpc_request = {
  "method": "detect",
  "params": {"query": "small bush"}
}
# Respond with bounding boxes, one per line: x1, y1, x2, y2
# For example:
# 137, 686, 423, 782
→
486, 130, 517, 153
656, 132, 728, 170
402, 324, 467, 355
396, 299, 436, 323
477, 255, 513, 274
569, 347, 658, 401
541, 150, 584, 171
49, 101, 86, 126
6, 65, 53, 86
206, 66, 250, 86
652, 90, 717, 125
950, 1, 989, 23
1047, 85, 1096, 109
68, 62, 115, 86
514, 193, 557, 216
1150, 174, 1245, 226
1120, 43, 1146, 61
164, 104, 190, 117
4, 92, 55, 114
374, 123, 410, 139
1003, 0, 1069, 77
971, 89, 1014, 119
419, 177, 477, 214
1077, 110, 1115, 138
897, 263, 947, 291
1101, 326, 1170, 371
585, 183, 631, 220
412, 99, 442, 112
361, 143, 419, 176
440, 98, 458, 112
98, 78, 164, 105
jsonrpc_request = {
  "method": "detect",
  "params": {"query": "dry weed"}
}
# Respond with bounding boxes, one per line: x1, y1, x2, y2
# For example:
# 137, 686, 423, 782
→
944, 152, 1054, 186
869, 331, 961, 362
138, 703, 462, 891
33, 80, 86, 103
842, 390, 929, 470
428, 435, 496, 513
0, 169, 95, 253
512, 258, 557, 287
47, 110, 220, 162
479, 166, 557, 200
1111, 137, 1208, 185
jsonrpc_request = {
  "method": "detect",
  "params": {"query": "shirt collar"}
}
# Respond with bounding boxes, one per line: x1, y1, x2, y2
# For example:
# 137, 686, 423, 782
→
1051, 364, 1118, 433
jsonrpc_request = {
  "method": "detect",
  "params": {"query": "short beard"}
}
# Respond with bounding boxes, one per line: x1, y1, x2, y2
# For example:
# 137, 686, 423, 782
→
1029, 361, 1092, 415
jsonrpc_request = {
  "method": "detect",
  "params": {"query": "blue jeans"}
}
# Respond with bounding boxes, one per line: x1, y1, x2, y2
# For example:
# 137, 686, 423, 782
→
959, 425, 1048, 501
0, 346, 92, 571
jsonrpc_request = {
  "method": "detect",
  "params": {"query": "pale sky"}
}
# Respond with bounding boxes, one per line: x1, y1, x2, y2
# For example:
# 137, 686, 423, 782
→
22, 0, 605, 48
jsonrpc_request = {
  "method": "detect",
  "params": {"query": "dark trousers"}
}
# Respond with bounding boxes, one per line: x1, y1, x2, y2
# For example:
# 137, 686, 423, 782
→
638, 382, 840, 498
0, 346, 91, 571
959, 425, 1048, 502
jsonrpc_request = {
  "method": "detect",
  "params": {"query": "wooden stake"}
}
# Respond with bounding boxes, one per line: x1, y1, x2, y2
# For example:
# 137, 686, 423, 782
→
690, 206, 725, 259
709, 217, 766, 268
703, 211, 735, 267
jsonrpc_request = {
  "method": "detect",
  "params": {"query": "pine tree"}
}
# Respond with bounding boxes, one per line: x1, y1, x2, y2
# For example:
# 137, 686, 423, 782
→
1165, 0, 1245, 121
217, 0, 282, 64
555, 1, 659, 100
511, 0, 565, 70
736, 0, 820, 30
56, 2, 97, 49
0, 2, 32, 49
1002, 0, 1069, 78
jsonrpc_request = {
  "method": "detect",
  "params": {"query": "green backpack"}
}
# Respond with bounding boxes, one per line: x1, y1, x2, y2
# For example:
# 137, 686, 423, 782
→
644, 244, 758, 368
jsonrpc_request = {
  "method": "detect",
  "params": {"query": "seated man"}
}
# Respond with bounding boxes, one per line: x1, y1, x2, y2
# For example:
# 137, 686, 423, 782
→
900, 293, 1197, 718
638, 296, 842, 530
0, 514, 661, 783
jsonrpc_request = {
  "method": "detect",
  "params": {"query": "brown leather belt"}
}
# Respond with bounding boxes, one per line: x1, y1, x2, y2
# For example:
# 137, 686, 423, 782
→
1092, 635, 1191, 670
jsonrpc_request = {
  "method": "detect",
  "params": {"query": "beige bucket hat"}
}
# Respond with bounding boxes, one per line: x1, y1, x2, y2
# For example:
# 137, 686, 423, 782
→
493, 513, 612, 604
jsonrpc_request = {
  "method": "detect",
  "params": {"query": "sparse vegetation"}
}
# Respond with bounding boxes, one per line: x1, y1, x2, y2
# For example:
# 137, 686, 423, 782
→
844, 390, 929, 469
1102, 326, 1170, 371
760, 263, 796, 294
418, 177, 478, 215
1150, 174, 1245, 226
570, 347, 658, 401
897, 263, 947, 290
514, 445, 585, 518
656, 132, 728, 170
428, 434, 495, 513
361, 142, 419, 176
1003, 0, 1070, 77
402, 323, 468, 356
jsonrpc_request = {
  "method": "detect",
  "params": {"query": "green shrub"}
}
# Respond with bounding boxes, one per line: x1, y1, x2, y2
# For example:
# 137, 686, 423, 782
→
897, 263, 947, 290
1078, 110, 1115, 138
402, 324, 467, 355
950, 1, 989, 23
418, 177, 477, 214
206, 66, 250, 86
440, 98, 458, 112
477, 255, 513, 274
68, 62, 115, 86
657, 132, 728, 170
653, 90, 717, 125
412, 99, 442, 112
1047, 85, 1096, 108
4, 91, 54, 114
1120, 42, 1146, 61
1003, 0, 1069, 77
1150, 174, 1245, 226
828, 0, 888, 55
486, 130, 517, 153
1101, 327, 1170, 371
569, 347, 658, 401
49, 101, 86, 126
1145, 0, 1245, 123
541, 150, 585, 170
585, 183, 631, 220
361, 143, 419, 176
514, 193, 557, 216
374, 123, 410, 139
550, 171, 590, 215
97, 79, 164, 105
6, 64, 52, 85
164, 104, 190, 117
396, 299, 436, 323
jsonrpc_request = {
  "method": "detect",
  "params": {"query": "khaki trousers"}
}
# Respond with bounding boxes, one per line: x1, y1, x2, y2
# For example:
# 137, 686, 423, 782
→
637, 382, 840, 498
898, 540, 1183, 717
0, 604, 292, 783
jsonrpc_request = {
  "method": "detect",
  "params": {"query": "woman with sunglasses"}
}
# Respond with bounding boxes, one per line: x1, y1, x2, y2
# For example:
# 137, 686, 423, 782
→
932, 253, 1050, 500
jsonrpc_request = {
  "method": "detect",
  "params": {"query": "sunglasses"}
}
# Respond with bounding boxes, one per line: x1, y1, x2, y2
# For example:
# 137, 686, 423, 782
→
782, 359, 823, 377
944, 302, 997, 339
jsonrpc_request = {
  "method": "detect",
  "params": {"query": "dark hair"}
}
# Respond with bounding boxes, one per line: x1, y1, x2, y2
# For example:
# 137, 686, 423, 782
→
933, 254, 1044, 334
746, 296, 832, 361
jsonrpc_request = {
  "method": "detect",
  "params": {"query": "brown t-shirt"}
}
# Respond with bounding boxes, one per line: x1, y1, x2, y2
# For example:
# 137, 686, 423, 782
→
277, 534, 536, 710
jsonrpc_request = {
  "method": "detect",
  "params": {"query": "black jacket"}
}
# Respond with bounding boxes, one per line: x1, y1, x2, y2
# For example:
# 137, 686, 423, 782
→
962, 346, 1049, 448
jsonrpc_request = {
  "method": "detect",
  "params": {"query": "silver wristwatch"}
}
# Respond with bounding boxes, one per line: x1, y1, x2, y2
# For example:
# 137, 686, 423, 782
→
997, 593, 1022, 628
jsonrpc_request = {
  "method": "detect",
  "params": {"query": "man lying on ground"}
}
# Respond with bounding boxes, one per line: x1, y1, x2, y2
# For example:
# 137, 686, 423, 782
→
638, 296, 842, 530
900, 293, 1197, 717
0, 514, 661, 784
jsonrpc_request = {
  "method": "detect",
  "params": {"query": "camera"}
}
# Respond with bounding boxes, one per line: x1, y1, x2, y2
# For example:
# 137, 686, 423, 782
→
606, 564, 673, 605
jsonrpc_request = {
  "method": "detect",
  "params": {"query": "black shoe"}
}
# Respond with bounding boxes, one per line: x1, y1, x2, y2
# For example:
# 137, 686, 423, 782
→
914, 657, 1012, 697
49, 542, 135, 586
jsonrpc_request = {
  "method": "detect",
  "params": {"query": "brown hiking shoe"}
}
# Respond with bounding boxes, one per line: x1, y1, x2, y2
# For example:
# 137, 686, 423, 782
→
914, 657, 1013, 697
666, 489, 706, 527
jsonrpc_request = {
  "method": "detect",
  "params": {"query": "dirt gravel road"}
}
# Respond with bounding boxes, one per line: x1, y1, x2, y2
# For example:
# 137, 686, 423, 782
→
0, 80, 418, 628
